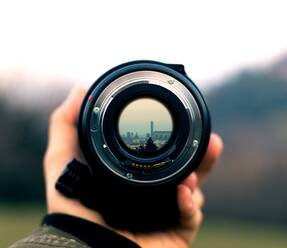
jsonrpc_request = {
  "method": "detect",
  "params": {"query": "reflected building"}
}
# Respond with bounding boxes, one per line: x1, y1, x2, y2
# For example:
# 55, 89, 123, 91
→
121, 120, 172, 151
152, 131, 172, 141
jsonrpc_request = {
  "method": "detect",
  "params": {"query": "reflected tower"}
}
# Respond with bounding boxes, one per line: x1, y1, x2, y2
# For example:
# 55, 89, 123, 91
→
150, 121, 154, 138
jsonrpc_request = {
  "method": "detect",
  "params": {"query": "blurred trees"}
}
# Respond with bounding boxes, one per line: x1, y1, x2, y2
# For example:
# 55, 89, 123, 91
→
0, 97, 46, 202
204, 64, 287, 224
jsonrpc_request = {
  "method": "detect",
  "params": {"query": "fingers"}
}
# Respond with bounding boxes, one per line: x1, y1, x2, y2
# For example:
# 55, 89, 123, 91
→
176, 180, 204, 244
44, 86, 86, 178
178, 174, 204, 221
174, 133, 222, 244
178, 184, 194, 218
196, 133, 223, 185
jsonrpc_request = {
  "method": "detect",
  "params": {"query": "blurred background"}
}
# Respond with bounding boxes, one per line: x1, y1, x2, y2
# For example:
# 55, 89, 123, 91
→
0, 1, 286, 247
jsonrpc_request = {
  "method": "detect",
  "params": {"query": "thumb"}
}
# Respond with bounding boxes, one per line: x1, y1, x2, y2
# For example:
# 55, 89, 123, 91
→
44, 86, 86, 180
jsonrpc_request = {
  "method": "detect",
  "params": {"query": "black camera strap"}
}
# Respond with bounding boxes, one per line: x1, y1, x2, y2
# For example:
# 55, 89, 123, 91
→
56, 159, 179, 232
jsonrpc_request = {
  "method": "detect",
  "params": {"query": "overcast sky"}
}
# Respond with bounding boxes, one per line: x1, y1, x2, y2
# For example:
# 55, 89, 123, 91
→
0, 0, 286, 89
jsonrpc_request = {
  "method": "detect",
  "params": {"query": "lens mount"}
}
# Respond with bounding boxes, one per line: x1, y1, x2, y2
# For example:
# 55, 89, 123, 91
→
78, 61, 210, 186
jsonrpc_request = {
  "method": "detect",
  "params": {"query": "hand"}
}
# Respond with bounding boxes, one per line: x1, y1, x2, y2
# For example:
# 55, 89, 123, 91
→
44, 86, 223, 248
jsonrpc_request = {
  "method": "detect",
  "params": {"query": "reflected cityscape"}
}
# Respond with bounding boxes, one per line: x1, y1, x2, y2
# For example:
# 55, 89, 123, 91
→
120, 121, 172, 154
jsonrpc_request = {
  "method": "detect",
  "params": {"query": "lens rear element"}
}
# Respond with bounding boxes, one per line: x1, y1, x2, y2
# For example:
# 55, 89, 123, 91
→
118, 97, 173, 156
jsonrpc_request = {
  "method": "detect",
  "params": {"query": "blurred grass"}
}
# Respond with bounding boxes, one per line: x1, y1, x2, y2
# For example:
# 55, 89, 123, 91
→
0, 204, 45, 247
194, 218, 287, 248
0, 204, 286, 247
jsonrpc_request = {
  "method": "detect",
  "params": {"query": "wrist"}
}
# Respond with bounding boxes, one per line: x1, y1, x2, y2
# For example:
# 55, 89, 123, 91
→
47, 191, 106, 227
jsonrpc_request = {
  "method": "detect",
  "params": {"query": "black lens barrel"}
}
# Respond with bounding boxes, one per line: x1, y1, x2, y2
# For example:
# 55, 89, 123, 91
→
78, 60, 210, 187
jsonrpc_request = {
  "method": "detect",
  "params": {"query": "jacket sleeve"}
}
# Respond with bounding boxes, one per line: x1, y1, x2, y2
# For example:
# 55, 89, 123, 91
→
9, 225, 90, 248
9, 213, 141, 248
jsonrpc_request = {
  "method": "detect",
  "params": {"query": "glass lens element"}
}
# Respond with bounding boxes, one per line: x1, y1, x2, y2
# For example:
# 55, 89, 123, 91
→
118, 98, 173, 155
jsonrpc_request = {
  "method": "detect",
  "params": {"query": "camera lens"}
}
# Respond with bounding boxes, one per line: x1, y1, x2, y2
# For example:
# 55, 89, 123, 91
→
78, 61, 210, 186
118, 97, 173, 157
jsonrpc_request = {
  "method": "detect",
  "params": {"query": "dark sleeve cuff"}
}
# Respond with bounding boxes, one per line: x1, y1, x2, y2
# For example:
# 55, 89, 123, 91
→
42, 213, 141, 248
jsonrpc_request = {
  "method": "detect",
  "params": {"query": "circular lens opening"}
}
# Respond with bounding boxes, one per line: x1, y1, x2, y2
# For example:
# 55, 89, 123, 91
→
118, 97, 173, 156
